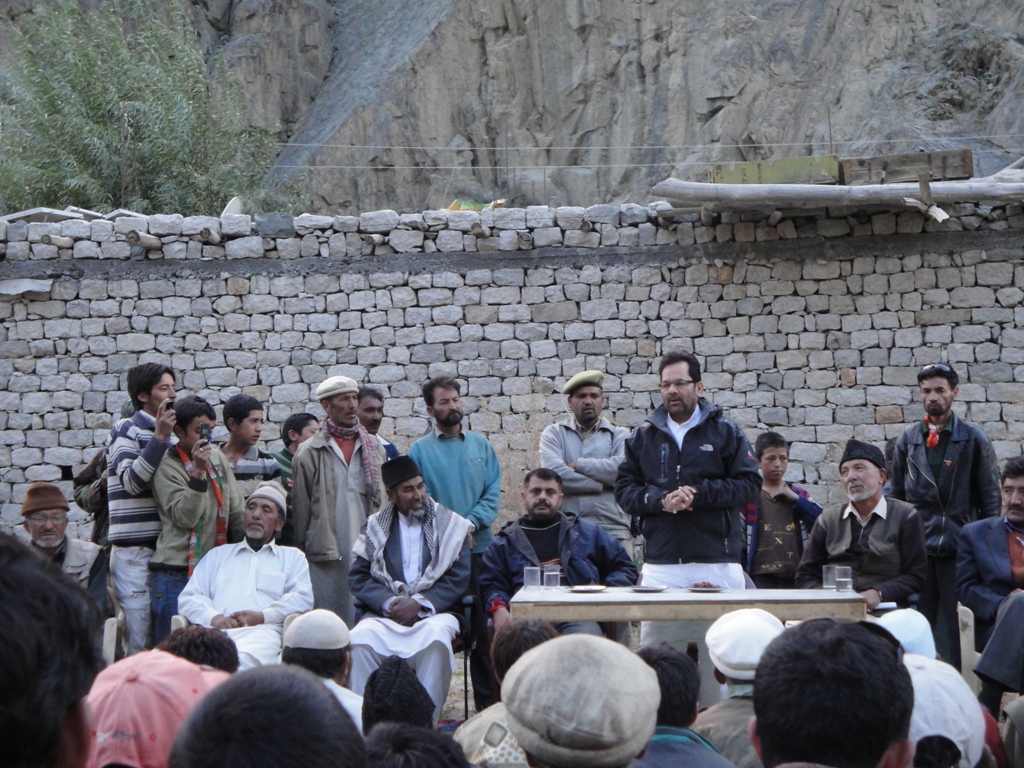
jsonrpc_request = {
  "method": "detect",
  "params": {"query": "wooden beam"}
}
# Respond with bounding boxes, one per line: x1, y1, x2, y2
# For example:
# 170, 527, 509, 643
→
651, 177, 1024, 210
125, 230, 162, 250
840, 149, 973, 186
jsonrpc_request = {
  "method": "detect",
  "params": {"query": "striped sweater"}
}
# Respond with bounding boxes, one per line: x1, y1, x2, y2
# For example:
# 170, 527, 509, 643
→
106, 411, 174, 546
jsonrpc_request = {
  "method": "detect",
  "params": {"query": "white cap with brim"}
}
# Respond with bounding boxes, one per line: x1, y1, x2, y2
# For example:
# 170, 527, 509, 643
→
905, 653, 985, 768
316, 376, 358, 400
284, 609, 351, 650
706, 608, 785, 681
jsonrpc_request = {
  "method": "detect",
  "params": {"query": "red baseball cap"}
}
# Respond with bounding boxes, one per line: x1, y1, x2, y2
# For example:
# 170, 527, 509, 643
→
86, 650, 229, 768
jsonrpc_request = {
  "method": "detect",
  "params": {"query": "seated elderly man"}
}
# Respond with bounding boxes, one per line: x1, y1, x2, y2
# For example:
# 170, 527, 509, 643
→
481, 467, 638, 637
20, 481, 107, 614
957, 455, 1024, 714
348, 456, 472, 720
795, 439, 927, 609
178, 482, 313, 669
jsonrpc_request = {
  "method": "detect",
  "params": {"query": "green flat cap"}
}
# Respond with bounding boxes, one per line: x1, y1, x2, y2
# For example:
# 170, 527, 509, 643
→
562, 370, 604, 395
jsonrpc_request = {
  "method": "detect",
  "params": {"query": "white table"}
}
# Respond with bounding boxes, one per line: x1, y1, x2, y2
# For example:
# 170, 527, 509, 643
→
511, 587, 866, 707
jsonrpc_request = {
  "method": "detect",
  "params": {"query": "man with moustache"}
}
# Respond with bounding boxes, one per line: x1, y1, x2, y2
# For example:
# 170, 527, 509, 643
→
889, 363, 1000, 668
615, 350, 760, 650
481, 468, 638, 636
358, 386, 401, 460
539, 370, 633, 549
408, 375, 500, 708
292, 376, 386, 624
178, 482, 314, 669
795, 439, 927, 609
956, 456, 1024, 714
348, 456, 472, 720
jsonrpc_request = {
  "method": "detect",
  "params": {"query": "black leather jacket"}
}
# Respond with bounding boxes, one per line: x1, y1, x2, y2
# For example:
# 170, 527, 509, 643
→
888, 415, 1000, 556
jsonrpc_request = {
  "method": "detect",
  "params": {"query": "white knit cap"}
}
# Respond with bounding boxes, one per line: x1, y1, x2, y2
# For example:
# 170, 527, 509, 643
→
706, 608, 785, 681
904, 653, 985, 768
878, 609, 937, 659
316, 376, 358, 400
246, 482, 287, 518
283, 609, 350, 650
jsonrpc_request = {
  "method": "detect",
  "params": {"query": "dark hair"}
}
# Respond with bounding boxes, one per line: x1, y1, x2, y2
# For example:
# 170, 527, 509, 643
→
361, 656, 434, 734
491, 618, 559, 682
282, 412, 319, 449
127, 363, 175, 409
914, 736, 961, 768
157, 625, 240, 673
0, 533, 101, 768
522, 467, 563, 489
753, 619, 913, 768
917, 363, 959, 389
754, 432, 789, 461
364, 723, 472, 768
169, 666, 365, 768
358, 386, 386, 404
421, 377, 460, 407
658, 350, 701, 382
223, 394, 263, 430
638, 643, 701, 728
174, 395, 216, 431
884, 437, 898, 475
1002, 456, 1024, 484
282, 646, 350, 680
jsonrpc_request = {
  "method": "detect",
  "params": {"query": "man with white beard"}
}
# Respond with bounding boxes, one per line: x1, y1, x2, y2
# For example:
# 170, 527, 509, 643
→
795, 439, 926, 609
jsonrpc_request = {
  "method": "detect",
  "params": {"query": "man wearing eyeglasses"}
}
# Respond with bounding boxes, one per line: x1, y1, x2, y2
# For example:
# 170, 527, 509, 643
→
21, 481, 108, 614
889, 363, 1000, 669
615, 351, 761, 639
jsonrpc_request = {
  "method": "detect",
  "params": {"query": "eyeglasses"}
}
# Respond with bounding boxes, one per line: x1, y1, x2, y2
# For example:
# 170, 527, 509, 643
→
919, 363, 952, 374
659, 380, 697, 390
25, 513, 67, 525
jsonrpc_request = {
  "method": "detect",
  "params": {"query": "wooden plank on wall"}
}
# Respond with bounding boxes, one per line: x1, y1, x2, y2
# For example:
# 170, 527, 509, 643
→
840, 149, 974, 186
708, 156, 840, 185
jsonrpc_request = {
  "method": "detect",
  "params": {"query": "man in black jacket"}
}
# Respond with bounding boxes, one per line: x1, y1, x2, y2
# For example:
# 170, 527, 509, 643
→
615, 350, 760, 694
889, 363, 1000, 668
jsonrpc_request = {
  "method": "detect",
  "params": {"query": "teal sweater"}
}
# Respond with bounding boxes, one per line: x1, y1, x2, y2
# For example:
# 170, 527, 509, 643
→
408, 430, 501, 554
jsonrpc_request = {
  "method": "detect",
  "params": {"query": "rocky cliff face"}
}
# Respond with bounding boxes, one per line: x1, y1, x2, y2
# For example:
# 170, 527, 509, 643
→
8, 0, 1024, 214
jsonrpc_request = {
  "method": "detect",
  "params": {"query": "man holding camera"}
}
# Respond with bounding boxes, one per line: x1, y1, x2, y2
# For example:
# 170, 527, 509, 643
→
150, 395, 245, 644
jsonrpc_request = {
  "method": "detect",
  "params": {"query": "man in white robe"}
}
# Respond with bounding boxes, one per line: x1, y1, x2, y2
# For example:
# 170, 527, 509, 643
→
348, 456, 472, 720
178, 482, 314, 669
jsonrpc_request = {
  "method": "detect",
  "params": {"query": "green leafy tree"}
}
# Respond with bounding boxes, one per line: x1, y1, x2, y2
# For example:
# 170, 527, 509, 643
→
0, 0, 283, 215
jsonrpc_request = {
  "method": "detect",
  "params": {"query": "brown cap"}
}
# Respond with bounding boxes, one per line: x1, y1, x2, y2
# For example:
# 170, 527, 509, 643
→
21, 482, 69, 517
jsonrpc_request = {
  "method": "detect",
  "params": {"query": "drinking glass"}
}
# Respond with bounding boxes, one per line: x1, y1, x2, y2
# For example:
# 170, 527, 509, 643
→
822, 565, 837, 590
835, 566, 853, 592
523, 566, 541, 590
542, 563, 561, 589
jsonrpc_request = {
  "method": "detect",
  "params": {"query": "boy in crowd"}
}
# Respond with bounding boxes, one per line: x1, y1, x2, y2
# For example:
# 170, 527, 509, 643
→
219, 394, 281, 498
744, 432, 823, 588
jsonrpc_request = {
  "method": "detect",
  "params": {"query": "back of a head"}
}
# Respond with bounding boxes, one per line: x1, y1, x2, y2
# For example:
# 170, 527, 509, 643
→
157, 626, 240, 673
904, 654, 984, 768
0, 533, 100, 768
491, 618, 559, 682
753, 619, 913, 768
502, 634, 660, 768
169, 666, 365, 768
365, 723, 471, 768
362, 656, 435, 733
637, 643, 701, 728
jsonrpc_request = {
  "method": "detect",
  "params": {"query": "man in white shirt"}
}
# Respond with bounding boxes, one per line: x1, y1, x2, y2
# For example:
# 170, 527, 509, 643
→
178, 482, 314, 669
282, 609, 364, 733
348, 456, 472, 720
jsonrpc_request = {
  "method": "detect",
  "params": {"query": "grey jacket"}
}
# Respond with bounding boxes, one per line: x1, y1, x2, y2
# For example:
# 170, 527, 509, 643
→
539, 417, 631, 539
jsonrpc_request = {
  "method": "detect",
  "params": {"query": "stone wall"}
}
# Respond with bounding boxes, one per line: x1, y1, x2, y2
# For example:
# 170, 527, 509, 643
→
1, 208, 1023, 536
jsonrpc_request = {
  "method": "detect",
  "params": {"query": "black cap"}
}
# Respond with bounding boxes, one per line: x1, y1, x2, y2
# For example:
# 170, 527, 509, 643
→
839, 439, 886, 471
381, 456, 422, 490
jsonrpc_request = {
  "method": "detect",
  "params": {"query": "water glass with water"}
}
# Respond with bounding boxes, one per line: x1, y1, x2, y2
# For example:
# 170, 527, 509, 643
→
835, 566, 853, 592
542, 563, 561, 588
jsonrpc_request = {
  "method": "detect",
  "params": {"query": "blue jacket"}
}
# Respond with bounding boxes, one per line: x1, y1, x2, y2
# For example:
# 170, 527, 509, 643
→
480, 511, 638, 613
742, 484, 823, 573
956, 516, 1017, 649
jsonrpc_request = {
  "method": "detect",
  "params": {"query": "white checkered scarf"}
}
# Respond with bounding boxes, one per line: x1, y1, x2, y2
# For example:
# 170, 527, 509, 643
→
352, 497, 472, 596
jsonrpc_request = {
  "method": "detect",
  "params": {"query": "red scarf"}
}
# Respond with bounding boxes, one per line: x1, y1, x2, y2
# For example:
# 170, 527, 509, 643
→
924, 415, 940, 448
177, 445, 227, 576
323, 419, 383, 508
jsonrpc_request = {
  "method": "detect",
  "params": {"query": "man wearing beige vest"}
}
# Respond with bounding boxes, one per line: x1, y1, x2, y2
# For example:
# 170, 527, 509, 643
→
292, 375, 386, 625
795, 439, 926, 609
21, 481, 107, 614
